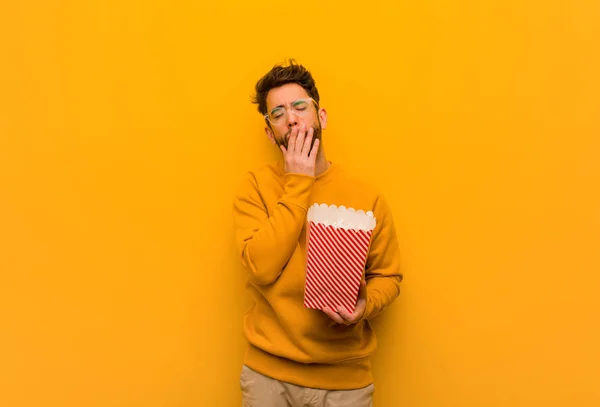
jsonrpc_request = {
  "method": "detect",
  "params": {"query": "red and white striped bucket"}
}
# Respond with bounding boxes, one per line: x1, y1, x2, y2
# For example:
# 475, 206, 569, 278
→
303, 203, 376, 314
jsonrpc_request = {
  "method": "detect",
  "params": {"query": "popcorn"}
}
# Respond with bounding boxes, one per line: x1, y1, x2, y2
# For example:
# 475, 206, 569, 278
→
303, 203, 377, 314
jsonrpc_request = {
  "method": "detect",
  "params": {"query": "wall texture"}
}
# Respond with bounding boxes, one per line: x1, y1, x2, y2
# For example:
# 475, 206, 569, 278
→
1, 1, 599, 406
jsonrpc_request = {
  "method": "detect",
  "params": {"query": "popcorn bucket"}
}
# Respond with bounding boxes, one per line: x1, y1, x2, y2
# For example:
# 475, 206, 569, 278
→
304, 203, 377, 314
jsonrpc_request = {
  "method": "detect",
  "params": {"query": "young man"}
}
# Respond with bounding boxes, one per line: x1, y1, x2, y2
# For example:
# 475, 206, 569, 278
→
233, 60, 403, 407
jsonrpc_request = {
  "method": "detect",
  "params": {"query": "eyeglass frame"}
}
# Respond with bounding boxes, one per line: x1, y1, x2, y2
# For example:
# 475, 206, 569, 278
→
263, 97, 319, 125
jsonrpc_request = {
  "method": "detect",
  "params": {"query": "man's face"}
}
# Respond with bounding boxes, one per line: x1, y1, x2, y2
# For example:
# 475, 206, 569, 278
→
264, 83, 327, 150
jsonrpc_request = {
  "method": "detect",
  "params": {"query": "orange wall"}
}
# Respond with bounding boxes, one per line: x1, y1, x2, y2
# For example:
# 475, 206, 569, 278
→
1, 1, 599, 406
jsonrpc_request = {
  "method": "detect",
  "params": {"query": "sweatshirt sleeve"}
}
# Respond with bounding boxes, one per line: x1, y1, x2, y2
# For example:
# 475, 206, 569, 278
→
233, 171, 315, 286
360, 193, 403, 321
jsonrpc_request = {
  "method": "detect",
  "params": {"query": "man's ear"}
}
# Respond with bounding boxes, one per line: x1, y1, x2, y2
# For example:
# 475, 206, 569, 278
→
318, 108, 328, 130
265, 126, 276, 145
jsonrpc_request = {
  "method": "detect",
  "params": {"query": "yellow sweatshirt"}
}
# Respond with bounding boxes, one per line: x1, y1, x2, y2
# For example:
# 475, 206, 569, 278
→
233, 160, 403, 390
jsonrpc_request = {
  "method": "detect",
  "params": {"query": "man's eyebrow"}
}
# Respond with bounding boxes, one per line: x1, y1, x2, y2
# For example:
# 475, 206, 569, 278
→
269, 104, 285, 113
270, 98, 306, 112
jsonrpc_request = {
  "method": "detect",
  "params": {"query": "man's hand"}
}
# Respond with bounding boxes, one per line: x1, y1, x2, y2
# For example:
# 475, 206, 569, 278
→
322, 280, 367, 325
280, 123, 319, 177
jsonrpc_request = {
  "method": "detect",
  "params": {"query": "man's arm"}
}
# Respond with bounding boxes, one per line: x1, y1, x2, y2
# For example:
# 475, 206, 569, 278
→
233, 124, 319, 286
233, 172, 314, 285
323, 193, 403, 325
360, 193, 403, 321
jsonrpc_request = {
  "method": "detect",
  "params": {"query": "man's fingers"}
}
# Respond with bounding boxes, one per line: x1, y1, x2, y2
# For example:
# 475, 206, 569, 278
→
359, 279, 367, 292
301, 127, 314, 156
336, 306, 356, 323
288, 126, 298, 151
279, 145, 287, 155
295, 124, 306, 153
323, 307, 347, 324
308, 139, 320, 160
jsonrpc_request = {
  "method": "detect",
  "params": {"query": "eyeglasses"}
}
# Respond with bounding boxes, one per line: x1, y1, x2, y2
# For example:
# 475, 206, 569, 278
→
264, 98, 318, 125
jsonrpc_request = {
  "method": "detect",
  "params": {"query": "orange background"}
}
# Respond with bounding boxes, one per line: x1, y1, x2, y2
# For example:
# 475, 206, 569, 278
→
1, 1, 599, 406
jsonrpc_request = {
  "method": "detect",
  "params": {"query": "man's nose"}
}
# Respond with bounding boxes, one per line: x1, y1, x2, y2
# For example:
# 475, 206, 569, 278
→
286, 110, 299, 127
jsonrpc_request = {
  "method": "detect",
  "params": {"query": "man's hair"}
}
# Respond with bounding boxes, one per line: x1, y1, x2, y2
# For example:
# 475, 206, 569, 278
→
252, 59, 320, 116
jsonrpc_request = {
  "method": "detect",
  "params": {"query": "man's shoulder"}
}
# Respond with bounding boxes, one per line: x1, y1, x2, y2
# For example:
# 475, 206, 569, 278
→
235, 161, 283, 193
244, 160, 283, 183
